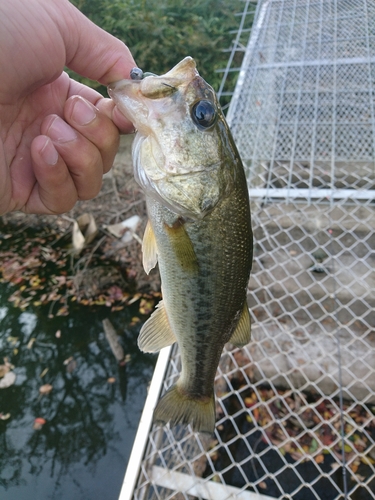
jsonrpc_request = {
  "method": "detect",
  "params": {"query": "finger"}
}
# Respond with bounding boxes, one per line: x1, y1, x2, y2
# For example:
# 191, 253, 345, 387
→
64, 95, 122, 173
111, 104, 136, 134
58, 0, 136, 84
95, 97, 135, 134
41, 114, 103, 200
28, 136, 78, 214
0, 141, 12, 215
50, 73, 135, 134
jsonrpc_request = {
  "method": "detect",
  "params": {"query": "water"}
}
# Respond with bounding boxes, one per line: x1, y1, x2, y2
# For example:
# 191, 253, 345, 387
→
0, 283, 155, 500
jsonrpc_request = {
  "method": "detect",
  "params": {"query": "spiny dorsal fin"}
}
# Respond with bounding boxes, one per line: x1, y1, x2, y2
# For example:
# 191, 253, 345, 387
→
138, 300, 176, 353
229, 302, 251, 347
142, 220, 158, 274
164, 219, 198, 273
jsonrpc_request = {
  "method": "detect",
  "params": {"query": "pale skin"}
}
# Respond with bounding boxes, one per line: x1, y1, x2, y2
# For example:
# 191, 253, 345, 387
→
0, 0, 136, 215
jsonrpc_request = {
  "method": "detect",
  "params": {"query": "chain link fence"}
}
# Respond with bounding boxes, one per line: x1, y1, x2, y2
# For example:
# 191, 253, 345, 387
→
120, 0, 375, 498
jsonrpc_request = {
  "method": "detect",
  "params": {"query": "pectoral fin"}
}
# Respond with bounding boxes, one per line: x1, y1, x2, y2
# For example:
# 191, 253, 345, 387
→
164, 219, 198, 273
229, 302, 251, 347
138, 300, 176, 353
142, 220, 158, 274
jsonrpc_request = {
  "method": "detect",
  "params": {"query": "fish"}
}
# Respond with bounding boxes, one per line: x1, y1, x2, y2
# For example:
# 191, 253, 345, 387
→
108, 57, 252, 434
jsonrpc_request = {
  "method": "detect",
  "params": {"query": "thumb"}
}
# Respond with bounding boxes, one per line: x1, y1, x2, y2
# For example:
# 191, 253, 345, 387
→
58, 0, 136, 85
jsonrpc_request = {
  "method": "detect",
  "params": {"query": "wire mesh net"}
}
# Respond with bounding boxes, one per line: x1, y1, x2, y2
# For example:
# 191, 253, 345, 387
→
129, 0, 375, 498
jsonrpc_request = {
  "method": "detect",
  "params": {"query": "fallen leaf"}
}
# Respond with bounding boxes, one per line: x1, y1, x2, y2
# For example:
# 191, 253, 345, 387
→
130, 316, 141, 326
39, 384, 53, 395
361, 455, 375, 465
119, 354, 131, 367
103, 319, 124, 362
72, 213, 98, 253
139, 297, 155, 315
244, 397, 255, 408
0, 371, 16, 389
56, 306, 69, 316
33, 417, 46, 430
0, 363, 11, 378
65, 358, 77, 373
7, 336, 19, 346
128, 293, 141, 305
40, 368, 49, 378
104, 215, 141, 242
27, 338, 36, 349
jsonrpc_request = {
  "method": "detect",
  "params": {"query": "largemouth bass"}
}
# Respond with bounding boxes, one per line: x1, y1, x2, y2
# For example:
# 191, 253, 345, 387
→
108, 57, 252, 434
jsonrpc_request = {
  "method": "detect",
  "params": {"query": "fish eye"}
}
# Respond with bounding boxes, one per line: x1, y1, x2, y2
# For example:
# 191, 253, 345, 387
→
191, 100, 217, 129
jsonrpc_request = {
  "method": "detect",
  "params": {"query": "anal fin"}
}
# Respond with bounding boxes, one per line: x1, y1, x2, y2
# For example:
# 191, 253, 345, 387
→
142, 220, 158, 274
138, 300, 176, 353
229, 301, 251, 347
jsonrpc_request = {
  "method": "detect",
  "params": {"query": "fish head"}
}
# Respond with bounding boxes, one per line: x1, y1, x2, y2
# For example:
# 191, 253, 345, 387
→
108, 57, 237, 218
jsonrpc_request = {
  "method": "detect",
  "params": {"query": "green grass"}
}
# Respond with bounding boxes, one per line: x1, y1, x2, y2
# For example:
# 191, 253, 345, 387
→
68, 0, 252, 96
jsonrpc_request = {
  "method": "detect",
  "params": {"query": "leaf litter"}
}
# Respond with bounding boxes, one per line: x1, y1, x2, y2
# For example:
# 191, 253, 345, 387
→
0, 213, 160, 318
1, 137, 161, 320
210, 365, 375, 497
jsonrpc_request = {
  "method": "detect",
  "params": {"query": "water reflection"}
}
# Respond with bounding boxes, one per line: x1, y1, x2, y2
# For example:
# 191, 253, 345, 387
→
0, 284, 155, 500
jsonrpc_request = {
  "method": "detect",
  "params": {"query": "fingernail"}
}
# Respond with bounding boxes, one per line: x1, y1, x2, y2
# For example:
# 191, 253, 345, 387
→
47, 116, 77, 143
41, 137, 59, 165
72, 97, 97, 125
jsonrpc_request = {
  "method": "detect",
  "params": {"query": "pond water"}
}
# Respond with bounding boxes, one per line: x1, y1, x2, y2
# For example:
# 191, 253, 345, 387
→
0, 283, 155, 500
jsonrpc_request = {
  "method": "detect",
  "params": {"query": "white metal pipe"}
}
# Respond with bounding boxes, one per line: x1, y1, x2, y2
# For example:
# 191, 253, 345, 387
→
118, 346, 172, 500
248, 188, 375, 200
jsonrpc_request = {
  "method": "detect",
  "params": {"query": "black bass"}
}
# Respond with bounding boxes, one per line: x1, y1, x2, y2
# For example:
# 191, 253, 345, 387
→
108, 57, 252, 434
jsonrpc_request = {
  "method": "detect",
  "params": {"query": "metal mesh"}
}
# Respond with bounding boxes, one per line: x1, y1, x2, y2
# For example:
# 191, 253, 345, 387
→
126, 1, 375, 499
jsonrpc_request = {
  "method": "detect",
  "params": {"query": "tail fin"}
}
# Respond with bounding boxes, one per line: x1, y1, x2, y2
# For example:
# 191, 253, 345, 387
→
153, 384, 215, 434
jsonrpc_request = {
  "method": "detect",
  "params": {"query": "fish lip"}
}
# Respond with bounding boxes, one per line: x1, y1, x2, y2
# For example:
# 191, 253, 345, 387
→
107, 57, 199, 124
107, 79, 147, 124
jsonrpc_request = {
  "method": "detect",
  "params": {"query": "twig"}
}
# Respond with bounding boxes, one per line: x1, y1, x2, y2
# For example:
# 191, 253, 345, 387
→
111, 176, 122, 204
74, 235, 106, 275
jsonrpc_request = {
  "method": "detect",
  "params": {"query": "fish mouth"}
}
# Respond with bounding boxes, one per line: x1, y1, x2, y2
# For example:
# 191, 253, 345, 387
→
108, 57, 199, 127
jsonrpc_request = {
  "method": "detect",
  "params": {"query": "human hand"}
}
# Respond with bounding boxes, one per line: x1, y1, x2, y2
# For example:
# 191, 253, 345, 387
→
0, 0, 136, 215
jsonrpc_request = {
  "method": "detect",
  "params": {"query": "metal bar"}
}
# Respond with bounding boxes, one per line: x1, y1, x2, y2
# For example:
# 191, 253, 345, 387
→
248, 188, 375, 200
151, 465, 276, 500
226, 0, 268, 126
118, 346, 172, 500
217, 0, 255, 99
286, 0, 311, 203
251, 56, 375, 69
